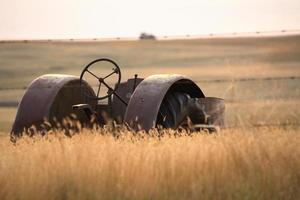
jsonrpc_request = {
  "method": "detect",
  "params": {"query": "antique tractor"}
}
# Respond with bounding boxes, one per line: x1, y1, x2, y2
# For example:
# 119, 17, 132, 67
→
11, 58, 225, 137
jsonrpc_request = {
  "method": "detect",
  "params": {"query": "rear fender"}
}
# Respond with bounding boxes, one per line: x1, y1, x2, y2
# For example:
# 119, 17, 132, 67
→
11, 74, 96, 137
123, 74, 205, 131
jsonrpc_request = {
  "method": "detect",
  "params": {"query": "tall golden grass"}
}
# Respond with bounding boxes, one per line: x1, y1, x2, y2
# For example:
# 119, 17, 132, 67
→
0, 127, 299, 200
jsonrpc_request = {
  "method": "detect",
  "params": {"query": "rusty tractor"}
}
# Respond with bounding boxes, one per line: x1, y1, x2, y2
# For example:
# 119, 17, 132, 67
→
11, 58, 225, 137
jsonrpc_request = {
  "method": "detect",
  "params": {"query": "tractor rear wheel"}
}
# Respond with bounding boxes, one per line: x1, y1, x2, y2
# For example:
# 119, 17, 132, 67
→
156, 92, 191, 129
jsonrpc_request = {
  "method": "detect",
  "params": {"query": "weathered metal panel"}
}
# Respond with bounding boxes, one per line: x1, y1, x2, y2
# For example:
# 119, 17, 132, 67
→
111, 78, 143, 123
11, 74, 96, 136
123, 74, 204, 131
188, 97, 225, 128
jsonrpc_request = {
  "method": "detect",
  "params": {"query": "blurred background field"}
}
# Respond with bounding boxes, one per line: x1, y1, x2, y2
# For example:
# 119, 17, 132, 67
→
0, 35, 300, 132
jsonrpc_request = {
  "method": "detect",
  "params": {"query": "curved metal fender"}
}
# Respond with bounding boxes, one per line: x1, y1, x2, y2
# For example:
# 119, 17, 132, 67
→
123, 74, 205, 131
11, 74, 95, 136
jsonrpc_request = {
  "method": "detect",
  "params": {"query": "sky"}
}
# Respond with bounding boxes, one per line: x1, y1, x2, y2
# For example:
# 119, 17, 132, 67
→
0, 0, 300, 40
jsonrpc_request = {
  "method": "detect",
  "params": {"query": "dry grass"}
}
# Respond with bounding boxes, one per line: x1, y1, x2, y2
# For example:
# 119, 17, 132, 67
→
0, 127, 299, 200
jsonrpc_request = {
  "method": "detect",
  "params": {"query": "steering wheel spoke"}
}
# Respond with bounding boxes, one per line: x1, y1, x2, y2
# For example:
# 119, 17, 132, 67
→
86, 69, 100, 79
103, 70, 117, 80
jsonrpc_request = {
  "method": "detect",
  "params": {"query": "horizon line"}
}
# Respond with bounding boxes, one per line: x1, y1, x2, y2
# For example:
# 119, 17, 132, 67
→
1, 29, 300, 43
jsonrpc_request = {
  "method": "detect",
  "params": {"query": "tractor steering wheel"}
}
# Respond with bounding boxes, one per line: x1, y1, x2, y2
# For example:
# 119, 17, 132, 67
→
80, 58, 122, 100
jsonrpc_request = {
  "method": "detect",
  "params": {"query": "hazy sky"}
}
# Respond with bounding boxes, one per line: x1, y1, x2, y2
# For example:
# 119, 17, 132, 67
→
0, 0, 300, 39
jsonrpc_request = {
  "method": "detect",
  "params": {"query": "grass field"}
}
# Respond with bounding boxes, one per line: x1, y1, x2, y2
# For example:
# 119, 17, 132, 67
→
0, 127, 299, 200
0, 35, 299, 199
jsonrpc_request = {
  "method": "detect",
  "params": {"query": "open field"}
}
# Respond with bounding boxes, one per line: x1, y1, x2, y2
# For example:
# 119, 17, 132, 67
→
1, 35, 300, 89
0, 36, 299, 199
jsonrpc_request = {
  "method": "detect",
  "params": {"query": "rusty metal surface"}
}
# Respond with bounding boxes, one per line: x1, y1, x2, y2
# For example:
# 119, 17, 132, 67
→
123, 74, 205, 131
11, 74, 95, 136
111, 78, 143, 123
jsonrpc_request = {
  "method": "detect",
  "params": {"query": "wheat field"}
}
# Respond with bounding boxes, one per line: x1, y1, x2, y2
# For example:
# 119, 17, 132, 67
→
0, 127, 299, 200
